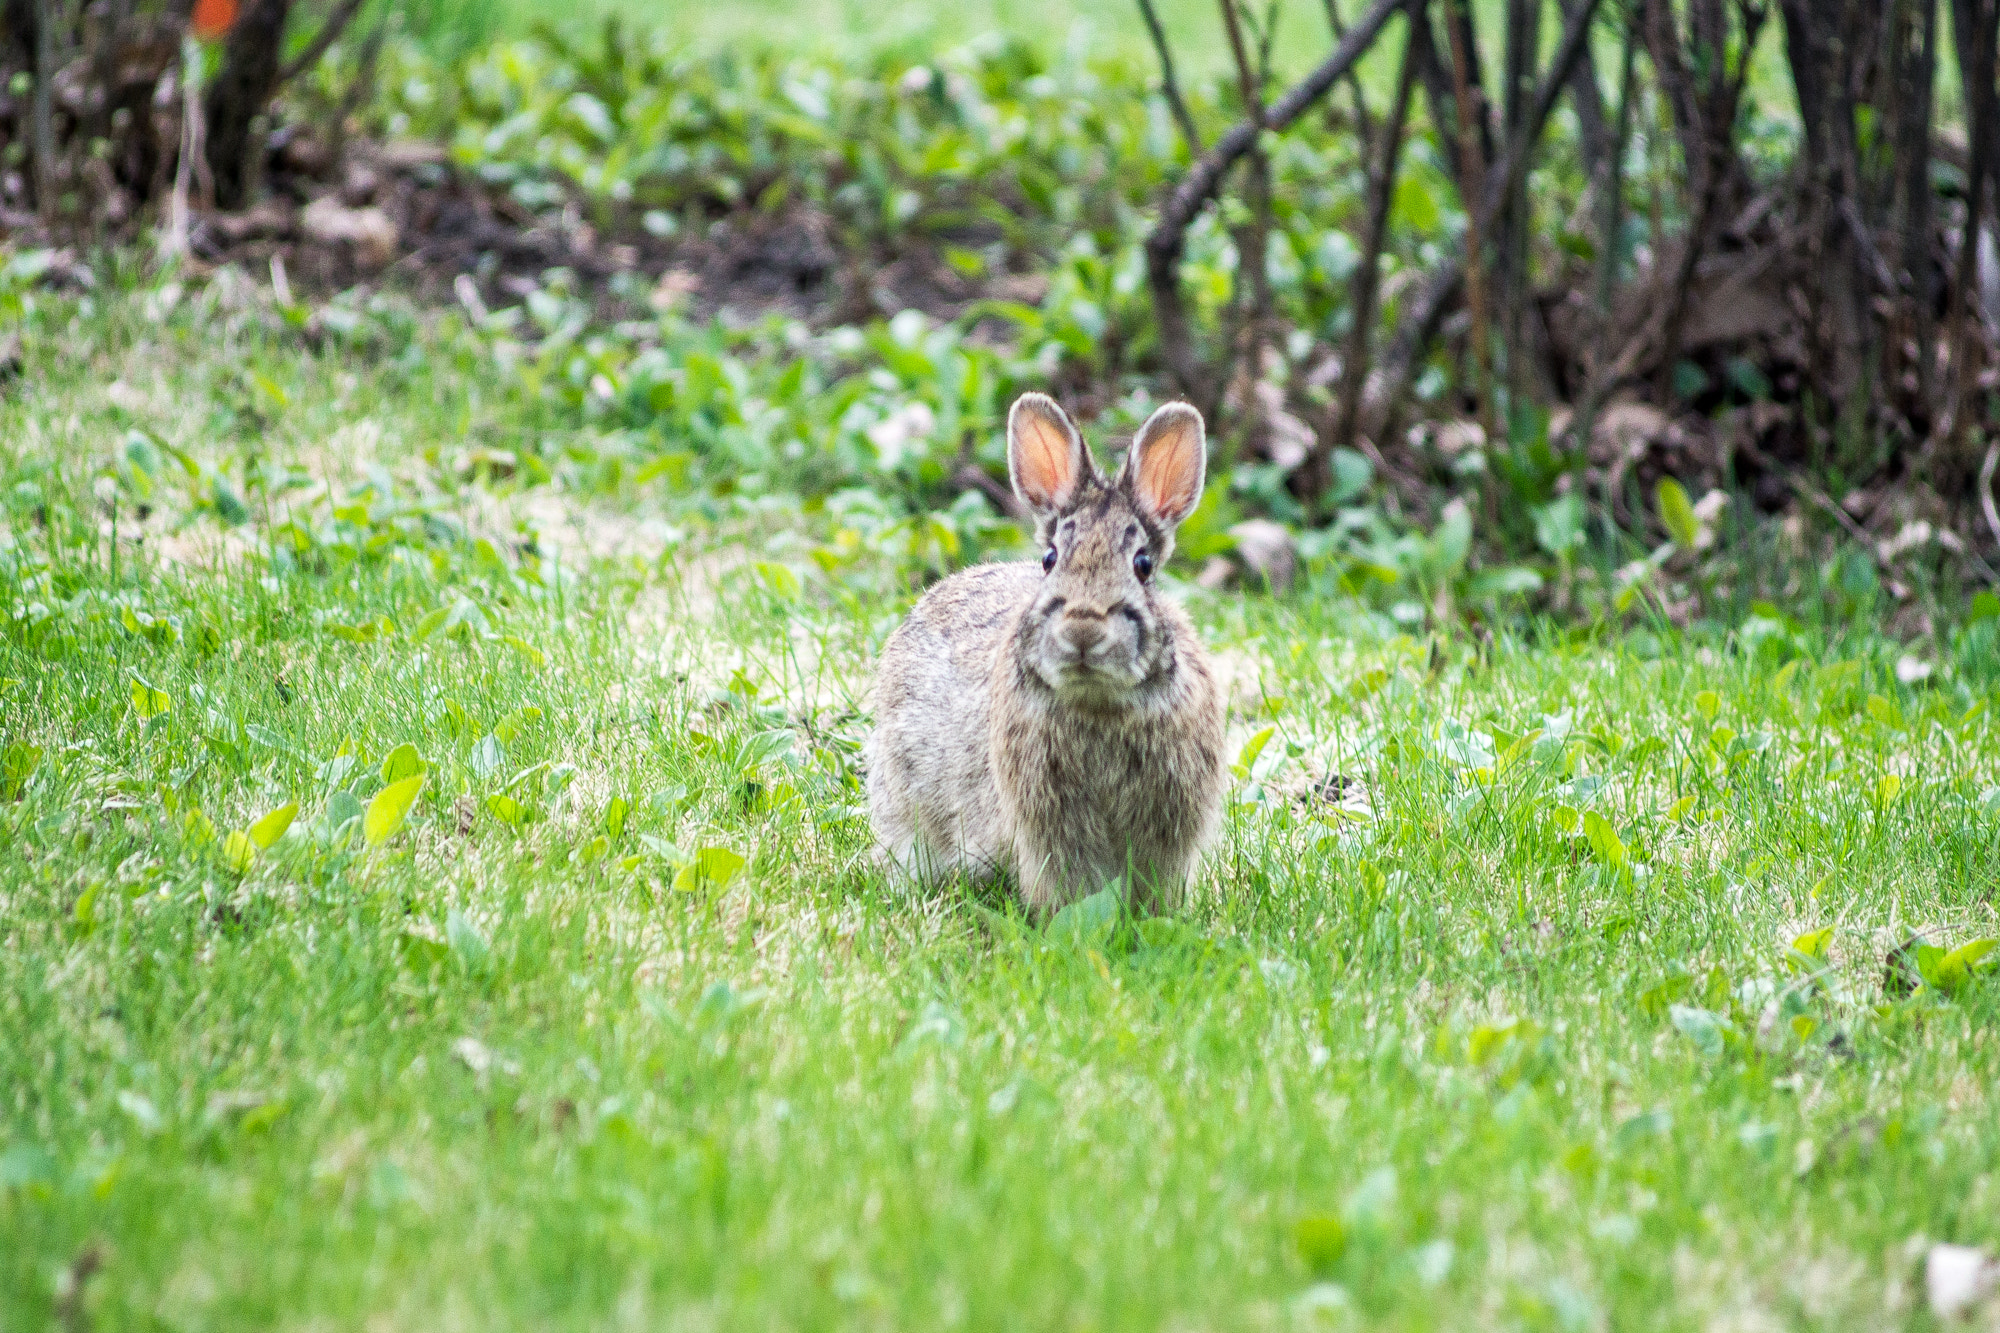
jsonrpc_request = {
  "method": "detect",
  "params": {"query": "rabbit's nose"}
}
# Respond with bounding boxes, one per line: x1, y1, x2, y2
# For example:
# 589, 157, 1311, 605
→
1061, 615, 1106, 656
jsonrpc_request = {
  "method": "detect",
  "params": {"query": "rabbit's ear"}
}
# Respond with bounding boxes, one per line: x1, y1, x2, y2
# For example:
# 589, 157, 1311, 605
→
1124, 402, 1206, 529
1008, 393, 1089, 516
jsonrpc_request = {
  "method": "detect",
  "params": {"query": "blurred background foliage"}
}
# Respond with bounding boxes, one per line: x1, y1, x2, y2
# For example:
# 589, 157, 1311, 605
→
4, 0, 2000, 641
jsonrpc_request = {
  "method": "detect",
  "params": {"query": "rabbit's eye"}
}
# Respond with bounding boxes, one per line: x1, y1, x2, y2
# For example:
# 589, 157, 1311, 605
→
1133, 550, 1154, 581
1042, 546, 1058, 573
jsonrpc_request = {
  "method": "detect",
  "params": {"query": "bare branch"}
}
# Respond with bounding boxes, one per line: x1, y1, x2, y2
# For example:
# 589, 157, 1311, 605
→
1655, 0, 1767, 401
1145, 0, 1404, 399
1148, 0, 1402, 253
277, 0, 366, 88
1982, 440, 2000, 554
31, 0, 55, 221
1136, 0, 1204, 154
1321, 0, 1377, 144
1326, 8, 1420, 469
1443, 0, 1496, 442
1219, 0, 1276, 353
1367, 0, 1604, 437
1568, 20, 1637, 463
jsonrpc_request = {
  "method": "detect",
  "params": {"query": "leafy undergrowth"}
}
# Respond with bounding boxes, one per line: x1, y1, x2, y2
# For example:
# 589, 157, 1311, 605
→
10, 13, 1992, 632
4, 291, 2000, 1330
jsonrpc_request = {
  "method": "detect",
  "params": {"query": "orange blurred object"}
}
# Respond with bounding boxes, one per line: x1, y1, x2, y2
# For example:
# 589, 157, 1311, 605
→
191, 0, 239, 40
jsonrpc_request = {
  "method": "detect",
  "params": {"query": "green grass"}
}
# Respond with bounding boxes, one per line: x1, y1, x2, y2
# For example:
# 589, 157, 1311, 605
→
4, 280, 2000, 1331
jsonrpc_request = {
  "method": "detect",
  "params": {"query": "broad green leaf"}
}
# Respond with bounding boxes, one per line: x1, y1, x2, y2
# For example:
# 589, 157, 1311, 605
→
672, 846, 745, 893
1790, 926, 1834, 961
1349, 667, 1389, 700
130, 676, 172, 719
492, 707, 543, 744
1693, 690, 1720, 723
1235, 726, 1276, 778
1469, 565, 1543, 598
1946, 937, 1997, 969
1875, 773, 1902, 806
72, 881, 100, 935
486, 793, 526, 827
1, 741, 41, 799
604, 796, 628, 838
1582, 811, 1627, 868
1637, 968, 1692, 1017
221, 830, 255, 873
244, 724, 296, 755
1668, 1004, 1728, 1058
1467, 1022, 1521, 1066
1294, 1214, 1347, 1273
694, 979, 768, 1025
470, 733, 505, 779
754, 561, 802, 600
638, 833, 685, 862
896, 1000, 964, 1053
1656, 478, 1700, 548
1391, 171, 1439, 233
1932, 938, 1998, 995
364, 774, 425, 848
248, 802, 297, 850
321, 790, 364, 841
500, 635, 545, 667
1048, 883, 1121, 947
446, 908, 490, 972
380, 743, 425, 784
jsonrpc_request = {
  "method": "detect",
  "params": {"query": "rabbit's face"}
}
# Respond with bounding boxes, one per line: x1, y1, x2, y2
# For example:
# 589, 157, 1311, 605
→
1020, 484, 1170, 698
1005, 393, 1208, 704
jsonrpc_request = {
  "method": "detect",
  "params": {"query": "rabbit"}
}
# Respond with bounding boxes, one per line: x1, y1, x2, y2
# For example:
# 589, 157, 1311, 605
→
865, 392, 1227, 914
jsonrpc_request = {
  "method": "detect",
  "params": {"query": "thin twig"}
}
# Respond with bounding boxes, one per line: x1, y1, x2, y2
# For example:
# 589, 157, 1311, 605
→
1442, 0, 1497, 445
1148, 0, 1403, 246
1935, 0, 1999, 452
1367, 0, 1604, 440
163, 34, 204, 261
1145, 0, 1403, 402
1328, 3, 1418, 466
1981, 439, 2000, 554
276, 0, 367, 87
1219, 0, 1276, 359
1736, 437, 1874, 549
1653, 0, 1767, 402
1571, 20, 1635, 465
31, 0, 56, 222
329, 16, 387, 163
1136, 0, 1204, 154
1320, 0, 1376, 143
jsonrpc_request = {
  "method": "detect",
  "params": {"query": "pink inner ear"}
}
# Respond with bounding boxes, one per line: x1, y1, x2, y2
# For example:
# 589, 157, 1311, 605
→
1134, 418, 1202, 522
1015, 412, 1076, 509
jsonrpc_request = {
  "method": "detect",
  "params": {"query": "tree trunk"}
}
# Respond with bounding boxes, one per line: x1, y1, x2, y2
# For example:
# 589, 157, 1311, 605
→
203, 0, 291, 209
1558, 0, 1610, 182
31, 0, 62, 221
3, 0, 36, 73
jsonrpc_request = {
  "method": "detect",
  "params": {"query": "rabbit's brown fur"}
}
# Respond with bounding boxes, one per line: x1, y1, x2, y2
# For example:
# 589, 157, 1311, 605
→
866, 393, 1227, 913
